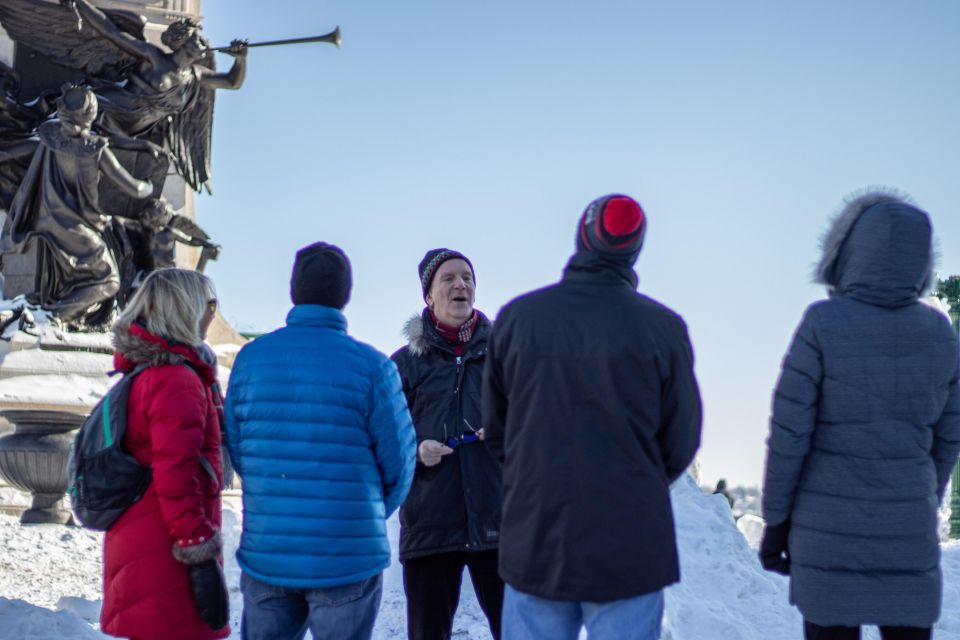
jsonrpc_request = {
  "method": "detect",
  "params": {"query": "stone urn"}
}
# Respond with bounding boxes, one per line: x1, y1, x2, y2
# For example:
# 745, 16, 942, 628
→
0, 411, 84, 524
0, 409, 85, 524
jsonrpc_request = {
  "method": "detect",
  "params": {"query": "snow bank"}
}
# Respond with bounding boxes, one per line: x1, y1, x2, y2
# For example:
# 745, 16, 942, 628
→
664, 475, 801, 639
938, 541, 960, 640
667, 475, 960, 640
0, 598, 105, 640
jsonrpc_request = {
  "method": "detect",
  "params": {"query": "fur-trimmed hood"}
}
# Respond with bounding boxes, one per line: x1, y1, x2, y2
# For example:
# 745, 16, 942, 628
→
401, 314, 430, 357
815, 188, 936, 307
112, 323, 216, 385
401, 309, 491, 357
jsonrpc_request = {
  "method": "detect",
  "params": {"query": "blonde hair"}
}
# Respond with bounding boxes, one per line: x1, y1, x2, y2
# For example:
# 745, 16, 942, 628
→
116, 268, 215, 346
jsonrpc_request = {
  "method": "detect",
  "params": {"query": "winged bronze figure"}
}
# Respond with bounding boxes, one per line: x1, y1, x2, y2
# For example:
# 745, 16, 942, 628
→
0, 0, 248, 194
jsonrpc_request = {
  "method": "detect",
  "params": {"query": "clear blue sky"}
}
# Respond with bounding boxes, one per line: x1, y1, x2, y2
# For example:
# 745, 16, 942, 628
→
197, 0, 960, 487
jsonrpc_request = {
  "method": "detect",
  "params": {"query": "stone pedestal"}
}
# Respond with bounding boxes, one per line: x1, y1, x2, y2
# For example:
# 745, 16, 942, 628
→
0, 322, 113, 525
0, 245, 38, 302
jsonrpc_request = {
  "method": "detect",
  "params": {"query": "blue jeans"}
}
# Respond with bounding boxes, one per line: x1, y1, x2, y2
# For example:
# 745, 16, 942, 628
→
502, 584, 663, 640
240, 572, 383, 640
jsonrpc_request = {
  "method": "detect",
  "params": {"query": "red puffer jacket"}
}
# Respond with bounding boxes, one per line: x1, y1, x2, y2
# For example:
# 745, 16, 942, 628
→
100, 324, 228, 640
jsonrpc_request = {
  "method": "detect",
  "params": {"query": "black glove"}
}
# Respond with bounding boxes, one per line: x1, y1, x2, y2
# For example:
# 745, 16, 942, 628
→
758, 518, 791, 576
188, 560, 229, 630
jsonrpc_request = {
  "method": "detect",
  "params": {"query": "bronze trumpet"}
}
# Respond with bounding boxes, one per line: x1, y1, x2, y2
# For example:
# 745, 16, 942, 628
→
213, 26, 341, 52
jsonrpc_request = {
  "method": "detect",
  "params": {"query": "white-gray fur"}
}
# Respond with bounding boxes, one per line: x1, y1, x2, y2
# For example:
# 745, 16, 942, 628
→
813, 187, 936, 294
402, 314, 429, 357
112, 324, 191, 367
171, 530, 222, 565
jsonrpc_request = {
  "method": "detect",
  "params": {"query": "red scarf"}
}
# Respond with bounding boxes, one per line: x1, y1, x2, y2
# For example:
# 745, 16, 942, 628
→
429, 309, 479, 356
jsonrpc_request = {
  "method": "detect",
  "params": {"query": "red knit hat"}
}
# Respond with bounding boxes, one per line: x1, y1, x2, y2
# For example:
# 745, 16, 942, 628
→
576, 194, 646, 258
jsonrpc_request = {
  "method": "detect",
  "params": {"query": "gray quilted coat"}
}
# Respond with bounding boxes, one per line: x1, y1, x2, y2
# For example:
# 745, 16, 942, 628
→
762, 191, 960, 627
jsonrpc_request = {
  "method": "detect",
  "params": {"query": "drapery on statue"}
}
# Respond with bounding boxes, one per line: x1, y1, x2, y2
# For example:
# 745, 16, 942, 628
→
0, 86, 156, 327
0, 0, 248, 194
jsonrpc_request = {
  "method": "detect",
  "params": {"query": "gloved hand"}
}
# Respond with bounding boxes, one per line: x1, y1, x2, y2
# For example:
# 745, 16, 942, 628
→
418, 439, 454, 467
759, 519, 791, 576
188, 560, 229, 630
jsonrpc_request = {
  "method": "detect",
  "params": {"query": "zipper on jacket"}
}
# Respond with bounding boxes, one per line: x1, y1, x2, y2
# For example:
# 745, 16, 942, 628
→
453, 348, 487, 551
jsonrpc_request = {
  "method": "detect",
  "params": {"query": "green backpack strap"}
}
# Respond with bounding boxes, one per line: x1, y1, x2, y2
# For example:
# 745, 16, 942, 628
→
103, 363, 153, 447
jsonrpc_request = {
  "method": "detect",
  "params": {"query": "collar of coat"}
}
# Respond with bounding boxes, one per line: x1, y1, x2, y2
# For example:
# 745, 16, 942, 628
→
286, 304, 348, 331
112, 323, 216, 385
402, 308, 490, 357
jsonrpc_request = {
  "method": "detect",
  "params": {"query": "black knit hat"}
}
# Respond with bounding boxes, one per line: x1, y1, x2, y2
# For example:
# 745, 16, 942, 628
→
576, 194, 647, 260
290, 242, 352, 309
418, 248, 474, 300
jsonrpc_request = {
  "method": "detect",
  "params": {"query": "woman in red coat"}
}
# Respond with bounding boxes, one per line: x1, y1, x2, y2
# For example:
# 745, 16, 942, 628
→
101, 267, 228, 640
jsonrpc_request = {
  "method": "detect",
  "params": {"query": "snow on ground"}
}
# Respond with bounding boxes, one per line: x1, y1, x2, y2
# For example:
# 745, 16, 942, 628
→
1, 478, 958, 639
0, 494, 491, 640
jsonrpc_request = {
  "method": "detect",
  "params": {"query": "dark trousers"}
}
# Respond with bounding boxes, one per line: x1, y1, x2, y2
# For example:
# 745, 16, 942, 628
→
804, 620, 932, 640
403, 549, 504, 640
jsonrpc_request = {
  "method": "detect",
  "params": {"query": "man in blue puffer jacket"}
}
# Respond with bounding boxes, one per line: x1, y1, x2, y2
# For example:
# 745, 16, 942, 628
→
225, 242, 417, 640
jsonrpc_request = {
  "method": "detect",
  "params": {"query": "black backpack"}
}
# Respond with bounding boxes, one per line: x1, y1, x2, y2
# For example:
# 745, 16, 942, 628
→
68, 363, 222, 531
67, 364, 154, 530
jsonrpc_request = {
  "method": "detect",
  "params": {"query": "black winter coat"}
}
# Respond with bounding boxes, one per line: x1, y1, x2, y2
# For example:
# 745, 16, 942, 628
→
482, 255, 702, 602
392, 311, 502, 562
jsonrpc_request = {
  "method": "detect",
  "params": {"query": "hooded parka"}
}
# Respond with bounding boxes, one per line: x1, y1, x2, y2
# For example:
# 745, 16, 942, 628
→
762, 192, 960, 627
391, 310, 502, 562
101, 323, 227, 640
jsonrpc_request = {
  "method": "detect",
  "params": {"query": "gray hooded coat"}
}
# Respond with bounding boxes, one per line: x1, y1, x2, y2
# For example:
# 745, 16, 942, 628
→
762, 192, 960, 627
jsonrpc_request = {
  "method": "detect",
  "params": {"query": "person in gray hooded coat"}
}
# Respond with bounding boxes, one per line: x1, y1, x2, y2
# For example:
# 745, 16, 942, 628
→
759, 190, 960, 640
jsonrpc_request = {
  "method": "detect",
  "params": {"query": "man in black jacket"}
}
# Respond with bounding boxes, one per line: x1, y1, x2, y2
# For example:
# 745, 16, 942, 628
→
392, 249, 504, 640
482, 194, 702, 640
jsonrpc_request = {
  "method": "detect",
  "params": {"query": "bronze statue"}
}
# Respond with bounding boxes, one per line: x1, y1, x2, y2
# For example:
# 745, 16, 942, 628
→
0, 86, 155, 326
0, 1, 339, 326
117, 197, 220, 273
0, 0, 247, 193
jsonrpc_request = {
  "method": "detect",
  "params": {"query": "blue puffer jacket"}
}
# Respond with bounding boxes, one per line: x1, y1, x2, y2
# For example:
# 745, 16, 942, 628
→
225, 305, 416, 588
762, 192, 960, 627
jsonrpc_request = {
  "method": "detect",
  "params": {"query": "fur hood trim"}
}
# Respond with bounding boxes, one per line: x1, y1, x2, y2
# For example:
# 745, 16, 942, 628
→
814, 187, 937, 293
112, 323, 215, 384
402, 314, 429, 357
401, 310, 490, 357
